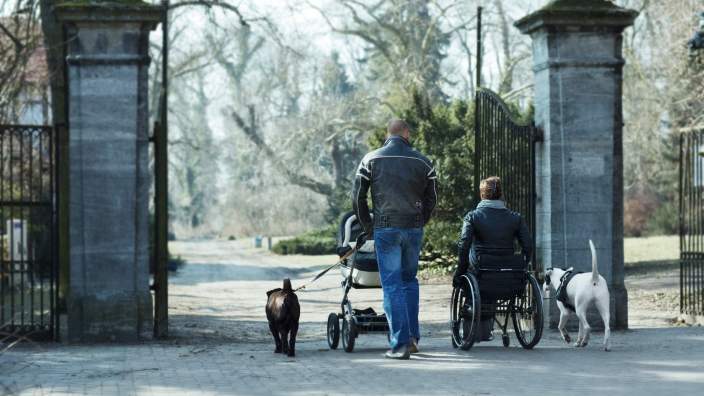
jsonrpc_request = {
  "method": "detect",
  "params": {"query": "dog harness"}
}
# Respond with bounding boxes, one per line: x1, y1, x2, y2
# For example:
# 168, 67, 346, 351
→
556, 270, 581, 311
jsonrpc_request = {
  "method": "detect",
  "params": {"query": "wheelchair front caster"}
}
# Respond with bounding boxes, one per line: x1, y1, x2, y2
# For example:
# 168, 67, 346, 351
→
502, 334, 510, 348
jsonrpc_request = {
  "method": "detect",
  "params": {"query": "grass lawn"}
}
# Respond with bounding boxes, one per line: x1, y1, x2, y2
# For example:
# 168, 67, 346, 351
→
624, 235, 678, 263
624, 235, 679, 273
623, 235, 681, 324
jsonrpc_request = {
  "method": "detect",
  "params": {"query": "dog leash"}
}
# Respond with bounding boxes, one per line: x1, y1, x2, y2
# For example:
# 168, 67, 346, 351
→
294, 242, 362, 292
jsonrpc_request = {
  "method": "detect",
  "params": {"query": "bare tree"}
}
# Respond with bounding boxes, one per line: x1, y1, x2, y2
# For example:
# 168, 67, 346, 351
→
310, 0, 476, 102
618, 0, 703, 234
1, 0, 42, 123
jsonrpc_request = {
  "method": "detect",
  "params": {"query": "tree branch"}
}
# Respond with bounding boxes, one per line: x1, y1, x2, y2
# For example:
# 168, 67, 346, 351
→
168, 1, 250, 26
231, 106, 334, 197
0, 21, 24, 51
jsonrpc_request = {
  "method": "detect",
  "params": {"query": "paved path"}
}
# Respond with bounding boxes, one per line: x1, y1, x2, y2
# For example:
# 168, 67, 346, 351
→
3, 240, 703, 395
166, 240, 454, 343
5, 327, 704, 395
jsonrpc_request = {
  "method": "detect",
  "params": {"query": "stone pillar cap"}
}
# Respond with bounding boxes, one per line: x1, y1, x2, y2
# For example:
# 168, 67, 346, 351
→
56, 1, 163, 24
515, 0, 638, 34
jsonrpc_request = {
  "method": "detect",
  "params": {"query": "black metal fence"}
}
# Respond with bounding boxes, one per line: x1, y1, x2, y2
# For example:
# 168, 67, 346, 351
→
0, 124, 57, 340
474, 88, 539, 271
679, 129, 704, 317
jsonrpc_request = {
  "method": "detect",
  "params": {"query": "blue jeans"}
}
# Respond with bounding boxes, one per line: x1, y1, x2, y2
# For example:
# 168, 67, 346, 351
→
374, 227, 423, 350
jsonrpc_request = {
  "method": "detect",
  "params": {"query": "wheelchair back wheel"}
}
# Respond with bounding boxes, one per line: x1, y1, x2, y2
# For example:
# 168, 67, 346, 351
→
511, 274, 544, 349
450, 274, 481, 350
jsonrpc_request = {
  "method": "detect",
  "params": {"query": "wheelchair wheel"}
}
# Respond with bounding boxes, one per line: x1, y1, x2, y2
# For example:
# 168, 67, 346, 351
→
502, 334, 510, 348
511, 274, 544, 349
327, 313, 340, 350
342, 317, 357, 353
450, 274, 480, 350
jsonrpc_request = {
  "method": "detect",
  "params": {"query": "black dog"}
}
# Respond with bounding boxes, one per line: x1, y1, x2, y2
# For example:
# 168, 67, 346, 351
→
265, 279, 300, 357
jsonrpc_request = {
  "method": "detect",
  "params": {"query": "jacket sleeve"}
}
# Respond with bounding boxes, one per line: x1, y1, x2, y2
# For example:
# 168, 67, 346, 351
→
455, 212, 473, 276
352, 158, 373, 234
516, 216, 532, 260
422, 167, 438, 225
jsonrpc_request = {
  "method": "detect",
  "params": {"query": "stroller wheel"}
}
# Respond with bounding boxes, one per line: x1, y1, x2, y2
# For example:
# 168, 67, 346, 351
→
342, 317, 357, 353
327, 313, 340, 350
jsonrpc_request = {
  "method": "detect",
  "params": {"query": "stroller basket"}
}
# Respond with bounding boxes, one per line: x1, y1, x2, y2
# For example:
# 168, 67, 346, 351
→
352, 308, 388, 334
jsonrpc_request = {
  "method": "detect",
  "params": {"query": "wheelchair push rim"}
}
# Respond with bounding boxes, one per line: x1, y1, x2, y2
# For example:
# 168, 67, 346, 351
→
450, 274, 480, 350
511, 274, 544, 349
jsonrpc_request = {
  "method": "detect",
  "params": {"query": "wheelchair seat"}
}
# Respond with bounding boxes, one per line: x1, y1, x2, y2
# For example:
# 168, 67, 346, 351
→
476, 254, 528, 301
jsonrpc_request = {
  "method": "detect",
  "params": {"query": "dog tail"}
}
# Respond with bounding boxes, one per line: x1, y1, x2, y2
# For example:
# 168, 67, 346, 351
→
283, 278, 292, 291
589, 239, 599, 286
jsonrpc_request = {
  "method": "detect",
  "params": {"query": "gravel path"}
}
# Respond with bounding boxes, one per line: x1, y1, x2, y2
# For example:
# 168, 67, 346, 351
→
167, 239, 683, 343
168, 239, 453, 343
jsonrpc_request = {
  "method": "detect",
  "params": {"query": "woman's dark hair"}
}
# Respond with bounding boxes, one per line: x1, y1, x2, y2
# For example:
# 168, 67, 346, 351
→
480, 176, 502, 200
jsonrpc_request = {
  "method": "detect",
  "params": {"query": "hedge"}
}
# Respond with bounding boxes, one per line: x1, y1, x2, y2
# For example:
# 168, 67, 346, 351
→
272, 226, 337, 255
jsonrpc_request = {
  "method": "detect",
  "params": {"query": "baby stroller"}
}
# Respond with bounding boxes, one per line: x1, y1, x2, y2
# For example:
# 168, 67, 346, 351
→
326, 211, 389, 352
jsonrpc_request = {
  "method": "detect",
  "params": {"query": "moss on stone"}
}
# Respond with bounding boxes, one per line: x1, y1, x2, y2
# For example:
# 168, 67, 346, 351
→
542, 0, 622, 11
58, 0, 150, 7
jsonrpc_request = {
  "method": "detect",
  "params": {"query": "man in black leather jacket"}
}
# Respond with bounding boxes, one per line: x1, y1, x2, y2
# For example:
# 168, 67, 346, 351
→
453, 176, 532, 287
353, 119, 437, 359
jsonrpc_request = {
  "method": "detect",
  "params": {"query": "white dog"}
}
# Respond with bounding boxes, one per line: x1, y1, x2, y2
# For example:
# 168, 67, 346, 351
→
543, 240, 611, 351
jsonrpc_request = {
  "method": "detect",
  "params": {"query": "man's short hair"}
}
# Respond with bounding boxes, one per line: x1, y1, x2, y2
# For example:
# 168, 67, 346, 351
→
387, 119, 411, 135
480, 176, 502, 200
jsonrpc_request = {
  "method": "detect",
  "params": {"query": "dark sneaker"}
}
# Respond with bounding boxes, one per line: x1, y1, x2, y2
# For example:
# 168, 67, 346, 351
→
385, 345, 410, 360
409, 338, 419, 354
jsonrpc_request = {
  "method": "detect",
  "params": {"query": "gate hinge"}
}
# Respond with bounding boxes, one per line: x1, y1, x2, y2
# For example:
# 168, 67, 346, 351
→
532, 127, 544, 142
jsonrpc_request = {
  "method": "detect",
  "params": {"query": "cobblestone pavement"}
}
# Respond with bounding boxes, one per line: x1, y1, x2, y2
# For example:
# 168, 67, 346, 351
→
3, 240, 703, 395
5, 327, 704, 396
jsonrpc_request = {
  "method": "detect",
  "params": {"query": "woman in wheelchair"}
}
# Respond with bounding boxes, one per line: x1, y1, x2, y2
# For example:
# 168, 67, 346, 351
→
450, 176, 543, 350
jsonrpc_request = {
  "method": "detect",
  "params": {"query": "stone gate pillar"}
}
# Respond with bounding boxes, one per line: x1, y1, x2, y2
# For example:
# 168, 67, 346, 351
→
56, 3, 162, 341
516, 0, 638, 330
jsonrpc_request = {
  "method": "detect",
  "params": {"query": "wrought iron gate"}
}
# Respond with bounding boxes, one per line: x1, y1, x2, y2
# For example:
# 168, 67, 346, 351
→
474, 88, 539, 271
152, 2, 169, 338
679, 129, 704, 317
0, 124, 57, 340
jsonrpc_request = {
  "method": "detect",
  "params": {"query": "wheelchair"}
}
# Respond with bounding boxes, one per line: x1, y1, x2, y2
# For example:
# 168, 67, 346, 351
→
450, 254, 543, 350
